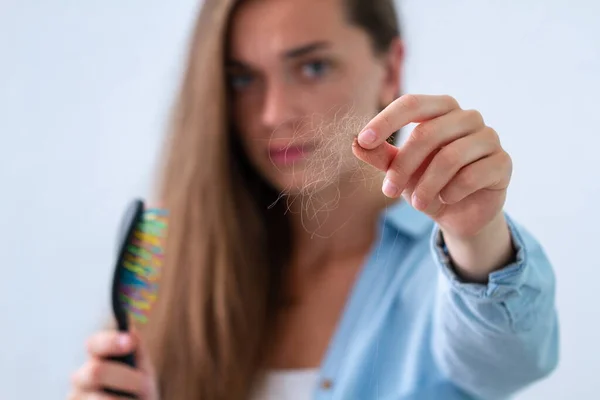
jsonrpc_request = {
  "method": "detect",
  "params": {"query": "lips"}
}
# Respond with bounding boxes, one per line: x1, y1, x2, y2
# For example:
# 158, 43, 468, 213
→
268, 142, 316, 166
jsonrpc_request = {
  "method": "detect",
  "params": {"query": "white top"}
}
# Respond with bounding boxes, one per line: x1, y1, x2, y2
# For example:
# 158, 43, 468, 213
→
250, 369, 320, 400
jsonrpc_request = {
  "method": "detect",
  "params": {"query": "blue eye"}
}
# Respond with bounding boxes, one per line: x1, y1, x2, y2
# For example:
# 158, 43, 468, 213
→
302, 60, 330, 79
229, 74, 253, 90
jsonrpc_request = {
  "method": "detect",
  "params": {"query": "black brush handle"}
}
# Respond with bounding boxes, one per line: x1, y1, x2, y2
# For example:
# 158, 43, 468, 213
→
105, 281, 138, 398
108, 352, 136, 368
103, 297, 138, 398
103, 389, 137, 398
103, 198, 144, 399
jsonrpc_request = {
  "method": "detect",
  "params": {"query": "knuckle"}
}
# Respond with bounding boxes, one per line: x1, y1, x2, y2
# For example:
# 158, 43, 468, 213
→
441, 94, 459, 108
410, 123, 433, 143
71, 367, 85, 387
379, 112, 394, 135
438, 146, 462, 170
463, 109, 484, 126
501, 151, 513, 174
89, 331, 121, 355
485, 126, 501, 145
401, 94, 421, 110
389, 157, 411, 182
86, 360, 105, 384
457, 168, 478, 190
86, 332, 106, 352
85, 336, 96, 353
505, 151, 513, 167
414, 184, 433, 201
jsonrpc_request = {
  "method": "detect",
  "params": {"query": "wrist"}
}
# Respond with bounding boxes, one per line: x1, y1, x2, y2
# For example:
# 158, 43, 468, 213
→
441, 212, 515, 283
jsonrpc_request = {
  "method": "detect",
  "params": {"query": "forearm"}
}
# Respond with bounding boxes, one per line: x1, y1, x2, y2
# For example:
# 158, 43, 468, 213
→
441, 211, 515, 283
432, 214, 560, 399
433, 287, 559, 399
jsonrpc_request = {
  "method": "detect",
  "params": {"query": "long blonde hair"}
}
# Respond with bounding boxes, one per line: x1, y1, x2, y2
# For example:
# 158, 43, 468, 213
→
142, 0, 401, 398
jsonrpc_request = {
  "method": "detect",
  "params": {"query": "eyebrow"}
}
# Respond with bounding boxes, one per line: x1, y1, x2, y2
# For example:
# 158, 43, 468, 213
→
283, 41, 331, 59
227, 41, 331, 69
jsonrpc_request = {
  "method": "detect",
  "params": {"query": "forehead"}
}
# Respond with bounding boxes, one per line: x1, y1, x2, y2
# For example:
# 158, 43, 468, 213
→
227, 0, 351, 60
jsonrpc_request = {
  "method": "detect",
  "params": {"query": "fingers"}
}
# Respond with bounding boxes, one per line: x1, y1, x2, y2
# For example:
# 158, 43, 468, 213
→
397, 150, 443, 216
86, 331, 136, 358
352, 93, 511, 220
410, 127, 501, 211
357, 94, 460, 149
70, 329, 159, 400
71, 359, 149, 396
383, 109, 486, 198
439, 151, 512, 205
351, 137, 397, 172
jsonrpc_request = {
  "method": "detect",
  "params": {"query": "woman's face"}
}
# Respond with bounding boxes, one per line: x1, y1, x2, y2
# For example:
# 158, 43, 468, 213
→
227, 0, 401, 194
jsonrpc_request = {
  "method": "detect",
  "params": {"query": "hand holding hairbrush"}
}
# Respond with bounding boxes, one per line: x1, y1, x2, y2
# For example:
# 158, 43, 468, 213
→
103, 199, 167, 398
69, 199, 166, 399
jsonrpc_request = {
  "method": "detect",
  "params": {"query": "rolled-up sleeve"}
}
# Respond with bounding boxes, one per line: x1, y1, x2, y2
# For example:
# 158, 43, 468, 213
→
430, 213, 559, 399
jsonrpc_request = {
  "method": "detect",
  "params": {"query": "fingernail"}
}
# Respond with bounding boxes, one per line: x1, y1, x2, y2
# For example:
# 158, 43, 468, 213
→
358, 129, 376, 146
118, 334, 131, 349
382, 178, 400, 198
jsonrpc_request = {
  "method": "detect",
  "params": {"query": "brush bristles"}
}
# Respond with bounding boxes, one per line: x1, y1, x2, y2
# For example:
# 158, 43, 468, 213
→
118, 208, 168, 324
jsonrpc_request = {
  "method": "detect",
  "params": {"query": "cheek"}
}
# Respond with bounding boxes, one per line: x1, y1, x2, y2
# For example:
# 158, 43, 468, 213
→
231, 96, 262, 142
325, 70, 382, 117
353, 77, 383, 114
232, 93, 254, 124
306, 85, 366, 118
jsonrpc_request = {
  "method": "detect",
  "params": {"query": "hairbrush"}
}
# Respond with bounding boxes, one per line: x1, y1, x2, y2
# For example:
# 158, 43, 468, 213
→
104, 198, 167, 397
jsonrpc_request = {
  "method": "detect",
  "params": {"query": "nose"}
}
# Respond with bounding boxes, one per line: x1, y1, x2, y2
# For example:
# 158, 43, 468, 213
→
261, 79, 300, 131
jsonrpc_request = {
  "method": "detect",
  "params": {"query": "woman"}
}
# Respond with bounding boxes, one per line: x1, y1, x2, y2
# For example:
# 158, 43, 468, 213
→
69, 0, 559, 399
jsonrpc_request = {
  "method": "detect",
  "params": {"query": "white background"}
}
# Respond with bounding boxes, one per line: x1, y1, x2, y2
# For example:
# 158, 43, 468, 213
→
1, 0, 599, 399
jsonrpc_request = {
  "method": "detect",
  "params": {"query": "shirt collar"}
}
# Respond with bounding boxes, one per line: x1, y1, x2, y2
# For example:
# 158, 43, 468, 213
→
381, 199, 433, 238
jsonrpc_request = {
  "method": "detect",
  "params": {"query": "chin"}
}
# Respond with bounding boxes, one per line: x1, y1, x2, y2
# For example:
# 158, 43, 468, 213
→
263, 169, 313, 195
250, 148, 368, 199
264, 167, 349, 199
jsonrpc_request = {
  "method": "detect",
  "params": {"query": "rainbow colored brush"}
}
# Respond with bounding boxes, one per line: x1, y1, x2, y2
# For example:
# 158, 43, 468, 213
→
117, 204, 167, 325
105, 198, 168, 397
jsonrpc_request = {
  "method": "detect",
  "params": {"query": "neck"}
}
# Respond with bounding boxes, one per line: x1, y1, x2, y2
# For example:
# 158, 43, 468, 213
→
287, 171, 398, 267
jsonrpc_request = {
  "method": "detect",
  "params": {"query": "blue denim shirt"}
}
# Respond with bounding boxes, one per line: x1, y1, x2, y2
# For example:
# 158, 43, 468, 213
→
312, 200, 559, 400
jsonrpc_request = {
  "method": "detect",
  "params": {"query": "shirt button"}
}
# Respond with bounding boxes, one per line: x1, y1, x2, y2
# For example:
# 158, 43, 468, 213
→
320, 378, 333, 390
